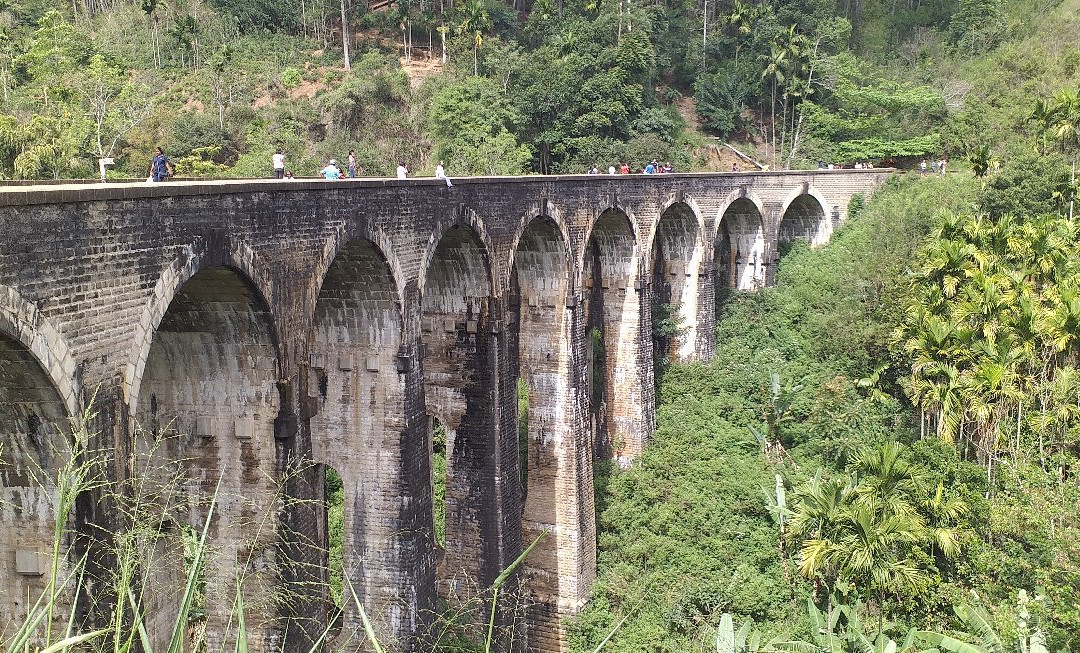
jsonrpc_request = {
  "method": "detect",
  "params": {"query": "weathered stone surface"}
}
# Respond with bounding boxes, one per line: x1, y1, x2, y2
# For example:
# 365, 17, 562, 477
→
0, 170, 889, 651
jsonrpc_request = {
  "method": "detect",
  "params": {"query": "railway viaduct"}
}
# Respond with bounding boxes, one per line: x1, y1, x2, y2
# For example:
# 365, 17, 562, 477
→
0, 169, 890, 651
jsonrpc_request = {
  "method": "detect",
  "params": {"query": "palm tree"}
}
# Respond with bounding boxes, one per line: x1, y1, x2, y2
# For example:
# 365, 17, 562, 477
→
1029, 98, 1057, 155
760, 44, 787, 162
459, 0, 491, 76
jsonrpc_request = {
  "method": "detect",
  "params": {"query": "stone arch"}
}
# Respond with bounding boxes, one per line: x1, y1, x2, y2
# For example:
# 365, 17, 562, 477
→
421, 223, 502, 599
779, 185, 830, 247
419, 209, 496, 300
716, 197, 767, 291
312, 224, 408, 310
0, 322, 75, 637
0, 285, 78, 419
714, 188, 766, 243
651, 195, 707, 249
504, 204, 572, 295
308, 237, 411, 638
132, 264, 281, 652
123, 238, 277, 418
649, 201, 706, 361
581, 209, 651, 466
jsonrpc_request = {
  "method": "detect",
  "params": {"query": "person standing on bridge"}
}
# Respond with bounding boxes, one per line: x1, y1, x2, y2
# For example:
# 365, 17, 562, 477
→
347, 150, 358, 177
148, 147, 173, 182
272, 149, 286, 179
397, 162, 409, 179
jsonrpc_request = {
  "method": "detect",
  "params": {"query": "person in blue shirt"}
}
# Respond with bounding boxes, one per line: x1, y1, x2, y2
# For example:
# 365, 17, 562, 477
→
321, 159, 342, 179
643, 161, 656, 174
148, 147, 173, 182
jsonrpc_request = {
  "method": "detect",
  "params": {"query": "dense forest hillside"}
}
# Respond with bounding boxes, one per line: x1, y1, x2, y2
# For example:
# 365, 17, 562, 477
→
571, 165, 1080, 649
1, 0, 1076, 177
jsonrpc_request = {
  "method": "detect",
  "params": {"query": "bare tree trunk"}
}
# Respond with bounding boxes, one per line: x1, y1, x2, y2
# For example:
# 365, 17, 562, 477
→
341, 0, 351, 70
701, 0, 707, 67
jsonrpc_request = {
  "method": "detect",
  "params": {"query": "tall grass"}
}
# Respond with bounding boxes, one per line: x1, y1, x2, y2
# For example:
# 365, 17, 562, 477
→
3, 408, 626, 653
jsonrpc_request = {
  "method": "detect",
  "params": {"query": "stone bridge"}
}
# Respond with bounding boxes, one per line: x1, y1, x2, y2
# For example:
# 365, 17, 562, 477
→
0, 169, 890, 651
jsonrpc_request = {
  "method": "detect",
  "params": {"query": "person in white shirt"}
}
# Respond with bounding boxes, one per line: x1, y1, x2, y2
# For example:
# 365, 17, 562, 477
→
434, 160, 453, 187
397, 162, 408, 179
272, 149, 285, 179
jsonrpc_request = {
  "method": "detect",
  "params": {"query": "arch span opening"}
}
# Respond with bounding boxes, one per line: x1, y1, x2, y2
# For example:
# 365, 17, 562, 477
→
651, 203, 702, 364
133, 265, 280, 652
583, 209, 648, 464
310, 238, 407, 638
779, 193, 827, 250
421, 224, 498, 598
0, 331, 73, 635
716, 198, 766, 295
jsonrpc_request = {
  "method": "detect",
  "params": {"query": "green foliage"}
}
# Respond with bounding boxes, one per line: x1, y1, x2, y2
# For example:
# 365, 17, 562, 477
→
325, 465, 344, 609
173, 144, 229, 177
427, 76, 531, 175
570, 176, 977, 651
947, 0, 1005, 55
433, 419, 448, 548
280, 67, 302, 89
978, 151, 1073, 218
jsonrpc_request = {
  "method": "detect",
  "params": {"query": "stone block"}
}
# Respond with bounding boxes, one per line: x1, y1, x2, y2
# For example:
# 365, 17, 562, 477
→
234, 414, 254, 440
15, 548, 44, 576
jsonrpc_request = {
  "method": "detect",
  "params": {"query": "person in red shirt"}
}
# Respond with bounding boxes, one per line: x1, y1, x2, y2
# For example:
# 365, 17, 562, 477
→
619, 162, 630, 174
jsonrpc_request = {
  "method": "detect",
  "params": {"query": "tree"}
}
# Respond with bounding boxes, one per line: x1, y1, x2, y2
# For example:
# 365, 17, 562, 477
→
791, 442, 964, 633
76, 55, 156, 162
206, 46, 236, 130
459, 0, 491, 76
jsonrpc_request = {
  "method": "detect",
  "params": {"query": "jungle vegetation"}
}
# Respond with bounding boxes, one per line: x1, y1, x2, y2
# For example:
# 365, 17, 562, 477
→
1, 0, 1078, 177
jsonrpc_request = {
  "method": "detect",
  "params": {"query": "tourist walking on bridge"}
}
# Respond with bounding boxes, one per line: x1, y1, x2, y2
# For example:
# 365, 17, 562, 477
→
397, 162, 409, 179
148, 147, 173, 182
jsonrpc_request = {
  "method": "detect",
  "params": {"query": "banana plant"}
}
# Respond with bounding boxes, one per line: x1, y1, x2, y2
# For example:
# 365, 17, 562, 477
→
916, 598, 1048, 653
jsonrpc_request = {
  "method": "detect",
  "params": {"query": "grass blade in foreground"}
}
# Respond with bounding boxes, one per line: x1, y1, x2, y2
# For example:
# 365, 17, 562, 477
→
168, 474, 223, 653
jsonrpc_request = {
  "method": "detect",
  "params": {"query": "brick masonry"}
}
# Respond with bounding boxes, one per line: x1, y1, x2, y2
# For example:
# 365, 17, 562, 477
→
0, 169, 890, 650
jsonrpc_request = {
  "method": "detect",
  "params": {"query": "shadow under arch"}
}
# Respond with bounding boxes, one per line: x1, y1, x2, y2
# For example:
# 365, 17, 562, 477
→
312, 224, 408, 312
419, 209, 496, 300
715, 197, 767, 293
122, 238, 278, 418
0, 324, 77, 641
580, 208, 651, 466
504, 208, 573, 295
131, 264, 282, 653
